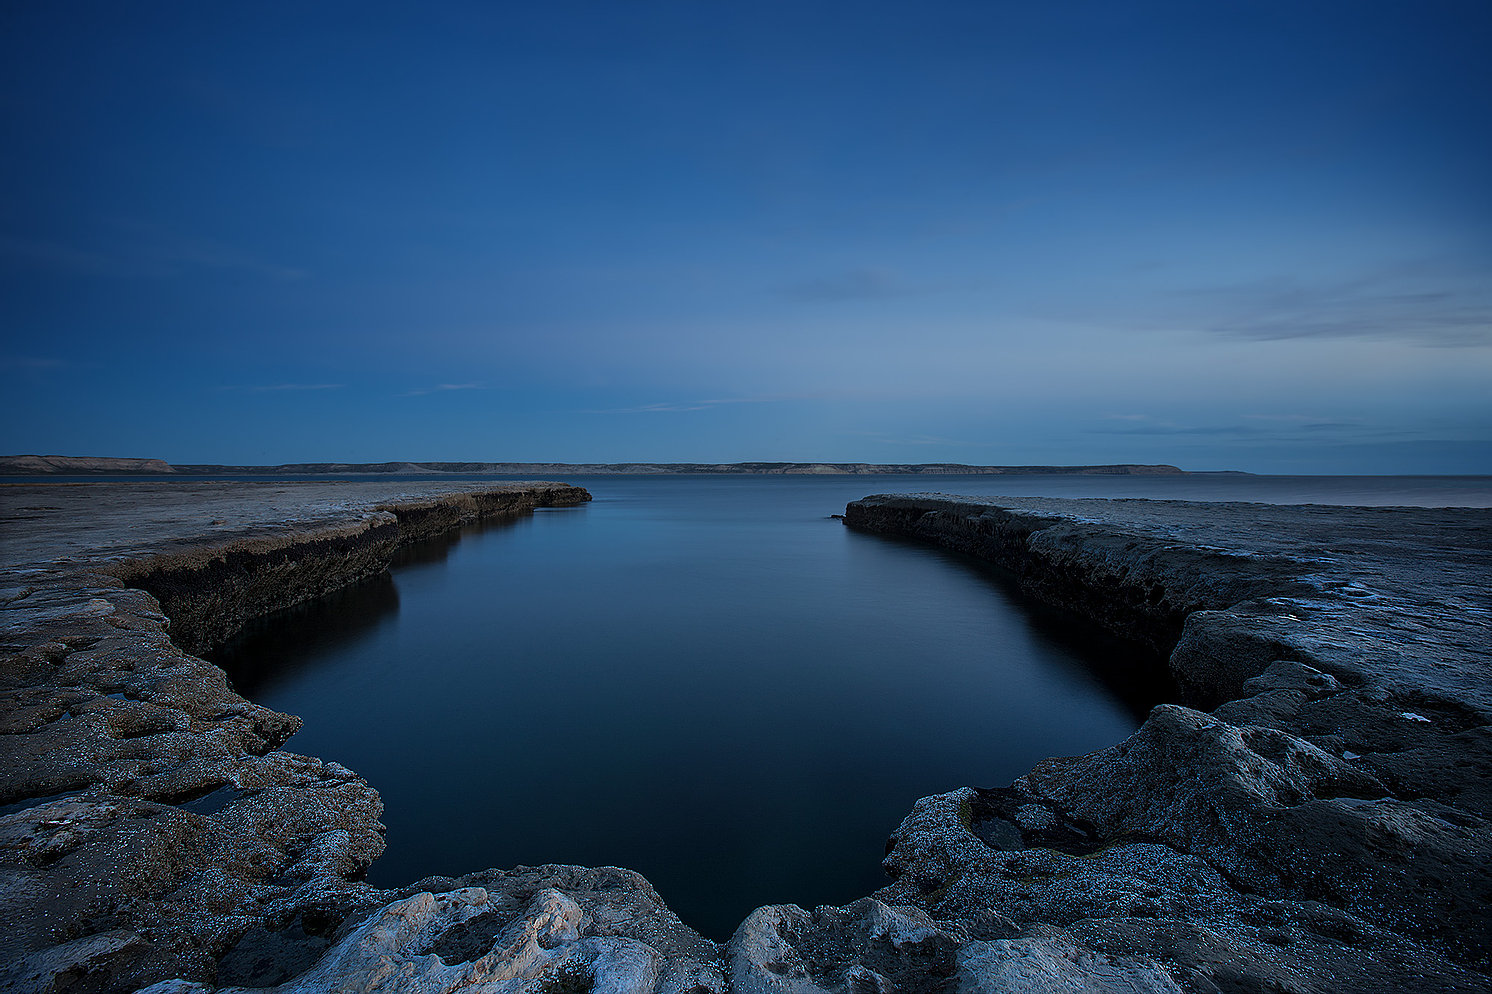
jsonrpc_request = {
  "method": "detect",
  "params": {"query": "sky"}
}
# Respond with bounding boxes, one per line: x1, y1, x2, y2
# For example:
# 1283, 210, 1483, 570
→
2, 1, 1489, 473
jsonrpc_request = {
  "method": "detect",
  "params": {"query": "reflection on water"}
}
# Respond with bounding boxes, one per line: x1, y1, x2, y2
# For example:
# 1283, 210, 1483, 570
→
214, 575, 400, 699
212, 515, 527, 698
908, 540, 1174, 720
207, 478, 1170, 940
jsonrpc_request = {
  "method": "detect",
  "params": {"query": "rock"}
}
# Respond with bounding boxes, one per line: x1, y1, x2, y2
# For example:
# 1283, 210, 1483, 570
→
846, 494, 1492, 990
726, 898, 958, 994
0, 930, 155, 994
243, 888, 637, 994
956, 936, 1182, 994
136, 879, 720, 994
1022, 704, 1386, 885
390, 865, 723, 994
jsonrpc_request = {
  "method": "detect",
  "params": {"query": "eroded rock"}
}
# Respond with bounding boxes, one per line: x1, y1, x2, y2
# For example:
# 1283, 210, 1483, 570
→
727, 899, 958, 994
846, 494, 1492, 990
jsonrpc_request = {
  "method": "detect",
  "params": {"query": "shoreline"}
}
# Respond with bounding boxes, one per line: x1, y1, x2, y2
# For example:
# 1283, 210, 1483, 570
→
1, 483, 1488, 992
0, 456, 1191, 477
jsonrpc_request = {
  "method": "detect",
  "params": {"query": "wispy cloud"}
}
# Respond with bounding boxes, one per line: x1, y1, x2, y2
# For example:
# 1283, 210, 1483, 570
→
1091, 421, 1270, 437
1175, 259, 1492, 348
0, 356, 68, 371
589, 401, 714, 413
1241, 413, 1325, 422
1089, 413, 1411, 442
783, 267, 905, 303
159, 238, 308, 281
843, 430, 989, 448
580, 396, 786, 415
0, 236, 139, 278
1241, 413, 1367, 431
221, 383, 344, 392
401, 382, 487, 397
0, 228, 307, 281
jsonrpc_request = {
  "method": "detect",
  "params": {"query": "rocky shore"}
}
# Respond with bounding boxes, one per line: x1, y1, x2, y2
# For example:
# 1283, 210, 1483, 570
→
2, 484, 1488, 992
838, 495, 1491, 992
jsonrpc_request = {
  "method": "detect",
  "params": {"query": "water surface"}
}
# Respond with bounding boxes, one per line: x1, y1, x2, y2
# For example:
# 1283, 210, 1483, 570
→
212, 473, 1488, 938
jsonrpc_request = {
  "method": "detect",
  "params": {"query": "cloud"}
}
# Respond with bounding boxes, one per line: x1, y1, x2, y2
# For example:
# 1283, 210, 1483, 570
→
1176, 260, 1492, 348
1090, 421, 1270, 437
1087, 413, 1421, 443
160, 238, 308, 281
222, 383, 344, 392
0, 356, 67, 371
402, 383, 486, 397
783, 267, 904, 303
843, 430, 989, 448
1241, 413, 1327, 422
591, 402, 713, 413
0, 236, 153, 278
1241, 414, 1367, 431
0, 228, 307, 281
580, 396, 787, 415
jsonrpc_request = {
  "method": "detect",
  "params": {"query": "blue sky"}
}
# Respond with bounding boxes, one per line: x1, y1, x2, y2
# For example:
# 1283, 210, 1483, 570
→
2, 1, 1489, 472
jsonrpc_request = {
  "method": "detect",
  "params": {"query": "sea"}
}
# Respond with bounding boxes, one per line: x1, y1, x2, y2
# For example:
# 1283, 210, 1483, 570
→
203, 473, 1489, 939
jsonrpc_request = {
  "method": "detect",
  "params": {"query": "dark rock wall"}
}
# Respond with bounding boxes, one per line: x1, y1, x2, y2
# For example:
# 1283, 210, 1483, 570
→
109, 521, 400, 657
109, 485, 590, 656
843, 496, 1312, 672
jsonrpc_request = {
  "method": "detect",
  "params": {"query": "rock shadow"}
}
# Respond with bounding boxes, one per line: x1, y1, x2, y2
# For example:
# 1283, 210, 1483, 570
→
846, 530, 1176, 721
208, 513, 535, 698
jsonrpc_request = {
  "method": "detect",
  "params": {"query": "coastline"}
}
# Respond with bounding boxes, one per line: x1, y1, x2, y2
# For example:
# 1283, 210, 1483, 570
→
0, 456, 1189, 477
1, 483, 1488, 992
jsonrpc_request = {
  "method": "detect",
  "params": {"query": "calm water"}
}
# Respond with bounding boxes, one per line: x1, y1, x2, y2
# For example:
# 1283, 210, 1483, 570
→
210, 473, 1490, 938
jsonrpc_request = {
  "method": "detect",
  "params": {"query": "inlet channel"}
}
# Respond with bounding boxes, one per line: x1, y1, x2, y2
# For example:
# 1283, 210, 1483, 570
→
210, 475, 1163, 940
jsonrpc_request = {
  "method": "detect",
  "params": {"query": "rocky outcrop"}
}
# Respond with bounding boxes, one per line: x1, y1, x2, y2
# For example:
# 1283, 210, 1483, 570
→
0, 483, 642, 994
0, 564, 387, 993
135, 868, 724, 994
838, 494, 1492, 991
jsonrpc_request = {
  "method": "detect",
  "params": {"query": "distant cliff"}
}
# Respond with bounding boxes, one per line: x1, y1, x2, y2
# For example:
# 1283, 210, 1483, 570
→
1, 455, 1190, 476
0, 454, 175, 474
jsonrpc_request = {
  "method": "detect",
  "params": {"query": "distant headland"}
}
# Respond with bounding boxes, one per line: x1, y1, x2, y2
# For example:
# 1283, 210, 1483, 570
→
0, 454, 1194, 476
